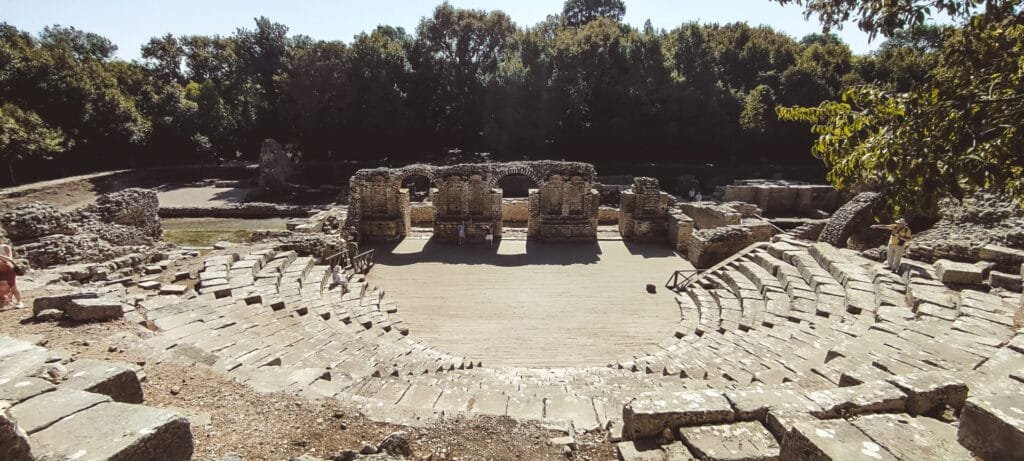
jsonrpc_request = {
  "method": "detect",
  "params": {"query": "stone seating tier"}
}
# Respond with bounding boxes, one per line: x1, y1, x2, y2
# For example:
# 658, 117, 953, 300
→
118, 239, 1024, 460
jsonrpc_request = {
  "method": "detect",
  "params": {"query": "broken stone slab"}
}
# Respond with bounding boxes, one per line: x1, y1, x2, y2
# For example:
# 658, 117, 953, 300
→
9, 389, 111, 434
957, 393, 1024, 461
31, 291, 99, 315
173, 271, 190, 281
159, 284, 188, 295
885, 371, 968, 416
62, 358, 144, 403
805, 380, 907, 419
65, 298, 125, 322
0, 376, 55, 403
622, 390, 734, 440
138, 280, 161, 290
934, 259, 985, 285
724, 388, 822, 421
1, 408, 33, 461
28, 402, 193, 461
851, 414, 972, 461
990, 271, 1022, 292
616, 439, 693, 461
678, 421, 779, 461
779, 418, 898, 461
979, 244, 1024, 267
764, 410, 818, 441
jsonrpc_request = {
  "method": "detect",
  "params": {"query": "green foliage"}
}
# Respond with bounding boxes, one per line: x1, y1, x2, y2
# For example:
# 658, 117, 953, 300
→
561, 0, 627, 27
0, 2, 948, 184
777, 0, 1024, 215
0, 103, 64, 182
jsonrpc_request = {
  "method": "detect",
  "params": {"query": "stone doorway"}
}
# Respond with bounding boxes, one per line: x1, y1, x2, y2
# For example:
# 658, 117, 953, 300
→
496, 173, 538, 232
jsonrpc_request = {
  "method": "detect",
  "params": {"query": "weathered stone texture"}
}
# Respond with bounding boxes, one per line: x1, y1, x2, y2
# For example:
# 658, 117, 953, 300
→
957, 393, 1024, 461
258, 138, 297, 194
817, 192, 881, 247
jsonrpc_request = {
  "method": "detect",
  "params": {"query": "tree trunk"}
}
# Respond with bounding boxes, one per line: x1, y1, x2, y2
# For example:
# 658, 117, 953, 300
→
7, 161, 14, 186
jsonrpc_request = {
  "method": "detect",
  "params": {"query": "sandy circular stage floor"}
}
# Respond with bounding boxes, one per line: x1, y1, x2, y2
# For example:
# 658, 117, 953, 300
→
367, 238, 691, 368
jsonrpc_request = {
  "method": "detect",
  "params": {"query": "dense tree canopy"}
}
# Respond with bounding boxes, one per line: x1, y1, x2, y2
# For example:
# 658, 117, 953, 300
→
0, 1, 940, 185
776, 0, 1023, 215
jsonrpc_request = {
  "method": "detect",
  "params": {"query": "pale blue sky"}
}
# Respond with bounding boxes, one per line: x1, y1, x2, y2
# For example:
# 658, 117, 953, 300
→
2, 0, 883, 59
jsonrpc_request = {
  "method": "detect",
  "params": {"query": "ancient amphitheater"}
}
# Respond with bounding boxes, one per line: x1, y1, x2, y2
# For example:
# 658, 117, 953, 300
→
1, 160, 1022, 461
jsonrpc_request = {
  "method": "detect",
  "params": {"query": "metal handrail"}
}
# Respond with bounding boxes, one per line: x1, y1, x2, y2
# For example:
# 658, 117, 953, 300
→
318, 248, 375, 293
665, 269, 703, 290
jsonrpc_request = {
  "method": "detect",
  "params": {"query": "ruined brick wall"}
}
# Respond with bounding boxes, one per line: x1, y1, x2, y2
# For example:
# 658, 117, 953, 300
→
668, 213, 694, 252
348, 161, 598, 241
619, 177, 672, 241
722, 180, 844, 214
818, 192, 881, 247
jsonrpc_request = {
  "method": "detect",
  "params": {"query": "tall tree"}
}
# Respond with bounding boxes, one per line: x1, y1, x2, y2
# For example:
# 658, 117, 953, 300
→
561, 0, 627, 27
776, 0, 1024, 214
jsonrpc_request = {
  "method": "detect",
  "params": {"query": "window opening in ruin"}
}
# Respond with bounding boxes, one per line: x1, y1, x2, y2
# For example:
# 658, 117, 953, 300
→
402, 174, 431, 203
497, 173, 539, 229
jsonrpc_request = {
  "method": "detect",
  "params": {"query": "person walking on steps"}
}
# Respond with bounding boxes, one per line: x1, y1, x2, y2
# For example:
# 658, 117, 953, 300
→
872, 218, 912, 272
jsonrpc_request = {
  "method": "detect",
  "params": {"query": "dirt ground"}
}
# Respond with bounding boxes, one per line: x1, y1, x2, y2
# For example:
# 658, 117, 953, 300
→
0, 259, 617, 461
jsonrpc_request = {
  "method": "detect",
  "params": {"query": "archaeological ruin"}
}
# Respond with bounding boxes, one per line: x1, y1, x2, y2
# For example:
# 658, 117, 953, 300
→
0, 158, 1021, 461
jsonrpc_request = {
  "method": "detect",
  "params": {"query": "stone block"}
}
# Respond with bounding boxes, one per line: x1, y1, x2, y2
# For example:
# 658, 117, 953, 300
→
159, 284, 188, 295
0, 376, 55, 403
623, 390, 734, 440
1, 408, 33, 461
138, 280, 161, 290
62, 358, 144, 403
31, 291, 98, 315
990, 270, 1022, 292
851, 414, 972, 461
28, 402, 193, 461
979, 244, 1024, 267
934, 259, 985, 285
9, 389, 111, 434
678, 421, 779, 461
805, 380, 907, 419
779, 418, 897, 461
65, 298, 124, 322
957, 393, 1024, 461
885, 371, 968, 416
725, 388, 822, 421
764, 410, 818, 441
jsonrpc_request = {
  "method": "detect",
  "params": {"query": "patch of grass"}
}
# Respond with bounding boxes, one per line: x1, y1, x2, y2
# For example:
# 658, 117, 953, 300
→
162, 229, 254, 247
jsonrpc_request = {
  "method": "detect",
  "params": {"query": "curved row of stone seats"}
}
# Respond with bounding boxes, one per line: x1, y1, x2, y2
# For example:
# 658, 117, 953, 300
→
0, 335, 193, 461
617, 239, 1020, 392
326, 366, 696, 433
140, 249, 479, 396
615, 331, 1024, 460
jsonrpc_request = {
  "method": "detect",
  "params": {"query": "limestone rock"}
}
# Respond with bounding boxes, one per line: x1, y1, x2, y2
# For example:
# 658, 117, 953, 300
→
31, 290, 99, 315
28, 402, 193, 461
818, 192, 880, 247
934, 259, 986, 285
0, 202, 76, 241
851, 414, 972, 461
957, 393, 1024, 461
377, 431, 413, 457
805, 380, 907, 418
65, 298, 125, 322
274, 234, 345, 259
622, 390, 734, 440
0, 376, 55, 403
886, 371, 968, 416
780, 418, 897, 461
62, 358, 144, 403
33, 308, 63, 322
0, 408, 33, 461
678, 421, 779, 461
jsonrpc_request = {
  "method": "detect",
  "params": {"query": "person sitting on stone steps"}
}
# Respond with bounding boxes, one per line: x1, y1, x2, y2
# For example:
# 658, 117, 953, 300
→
871, 218, 912, 272
330, 265, 348, 294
